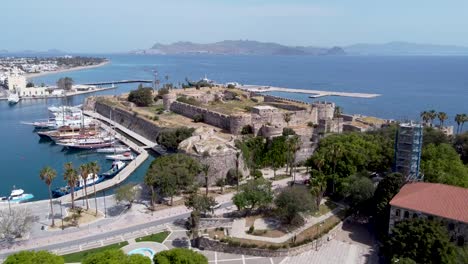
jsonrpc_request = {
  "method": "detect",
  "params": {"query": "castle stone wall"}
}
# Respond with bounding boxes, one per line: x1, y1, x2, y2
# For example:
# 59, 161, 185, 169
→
170, 101, 231, 131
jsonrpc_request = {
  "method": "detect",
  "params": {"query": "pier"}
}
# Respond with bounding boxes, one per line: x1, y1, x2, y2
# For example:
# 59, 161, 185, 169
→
83, 80, 153, 86
240, 85, 381, 99
58, 110, 165, 202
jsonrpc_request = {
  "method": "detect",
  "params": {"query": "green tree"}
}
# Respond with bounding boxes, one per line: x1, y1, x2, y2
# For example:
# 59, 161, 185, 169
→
202, 164, 210, 196
286, 135, 301, 180
455, 114, 464, 134
340, 173, 375, 206
275, 186, 315, 225
56, 77, 73, 91
4, 250, 64, 264
39, 166, 57, 227
232, 178, 273, 213
128, 87, 153, 107
454, 132, 468, 164
264, 136, 288, 177
384, 219, 456, 264
63, 162, 78, 210
88, 161, 100, 215
422, 126, 450, 147
421, 143, 468, 187
309, 169, 327, 208
373, 173, 405, 238
153, 248, 208, 264
82, 249, 151, 264
185, 192, 217, 239
156, 127, 195, 151
114, 184, 139, 207
145, 154, 201, 205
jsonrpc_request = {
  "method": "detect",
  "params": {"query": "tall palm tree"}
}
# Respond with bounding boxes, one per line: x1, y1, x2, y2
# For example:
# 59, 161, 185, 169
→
310, 171, 327, 209
235, 151, 241, 191
79, 164, 90, 210
40, 166, 57, 227
202, 164, 210, 196
63, 162, 78, 210
461, 114, 468, 133
420, 111, 430, 125
287, 135, 301, 182
334, 106, 343, 118
455, 114, 464, 134
428, 110, 437, 127
88, 161, 100, 216
437, 112, 448, 127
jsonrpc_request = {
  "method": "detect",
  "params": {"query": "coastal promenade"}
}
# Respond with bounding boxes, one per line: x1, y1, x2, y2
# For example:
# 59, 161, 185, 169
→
240, 85, 381, 99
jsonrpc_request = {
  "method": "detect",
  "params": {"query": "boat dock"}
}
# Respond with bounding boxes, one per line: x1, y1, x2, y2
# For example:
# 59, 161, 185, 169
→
58, 110, 162, 202
240, 85, 381, 99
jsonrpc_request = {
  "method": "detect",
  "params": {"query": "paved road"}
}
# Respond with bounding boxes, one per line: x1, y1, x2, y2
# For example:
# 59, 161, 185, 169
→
0, 201, 233, 260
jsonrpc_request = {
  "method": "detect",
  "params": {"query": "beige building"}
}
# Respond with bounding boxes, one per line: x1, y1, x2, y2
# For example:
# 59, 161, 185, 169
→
7, 73, 26, 92
18, 86, 48, 97
389, 182, 468, 246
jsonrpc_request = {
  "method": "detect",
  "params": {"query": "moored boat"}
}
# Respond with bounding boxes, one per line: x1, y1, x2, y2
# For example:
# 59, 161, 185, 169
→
56, 136, 115, 149
7, 93, 20, 105
101, 161, 126, 178
0, 188, 34, 203
96, 146, 131, 153
52, 173, 104, 198
105, 152, 135, 161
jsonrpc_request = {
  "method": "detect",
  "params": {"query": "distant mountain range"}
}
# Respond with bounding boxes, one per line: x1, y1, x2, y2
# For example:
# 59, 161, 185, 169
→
0, 49, 65, 55
131, 40, 346, 56
345, 42, 468, 55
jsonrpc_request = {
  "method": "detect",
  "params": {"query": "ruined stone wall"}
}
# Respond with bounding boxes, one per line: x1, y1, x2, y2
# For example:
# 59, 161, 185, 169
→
229, 115, 252, 134
262, 94, 310, 106
312, 101, 335, 120
170, 101, 231, 130
162, 93, 176, 111
94, 101, 162, 142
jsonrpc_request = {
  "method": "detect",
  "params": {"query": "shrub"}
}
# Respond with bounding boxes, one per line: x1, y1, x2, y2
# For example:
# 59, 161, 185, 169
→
251, 169, 263, 179
241, 125, 253, 135
157, 127, 195, 151
282, 127, 296, 136
193, 114, 204, 123
153, 248, 207, 264
128, 87, 154, 107
248, 225, 255, 234
227, 84, 235, 89
177, 96, 201, 106
307, 121, 314, 127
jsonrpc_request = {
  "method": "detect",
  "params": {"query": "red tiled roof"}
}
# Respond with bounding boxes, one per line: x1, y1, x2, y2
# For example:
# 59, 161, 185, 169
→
390, 182, 468, 224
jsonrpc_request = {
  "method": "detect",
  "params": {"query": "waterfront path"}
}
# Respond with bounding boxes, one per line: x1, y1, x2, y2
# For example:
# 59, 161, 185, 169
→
240, 85, 381, 99
58, 111, 151, 202
84, 111, 157, 149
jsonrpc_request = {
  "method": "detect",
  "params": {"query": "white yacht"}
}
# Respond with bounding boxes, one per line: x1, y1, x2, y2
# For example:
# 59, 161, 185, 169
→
106, 152, 135, 161
0, 188, 34, 203
96, 146, 131, 153
7, 93, 20, 104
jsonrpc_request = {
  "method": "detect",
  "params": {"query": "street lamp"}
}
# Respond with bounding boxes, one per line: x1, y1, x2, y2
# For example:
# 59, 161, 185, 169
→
103, 190, 107, 218
316, 221, 324, 251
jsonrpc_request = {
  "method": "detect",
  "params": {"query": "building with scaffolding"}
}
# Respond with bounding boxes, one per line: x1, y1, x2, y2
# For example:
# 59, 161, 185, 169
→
394, 122, 423, 181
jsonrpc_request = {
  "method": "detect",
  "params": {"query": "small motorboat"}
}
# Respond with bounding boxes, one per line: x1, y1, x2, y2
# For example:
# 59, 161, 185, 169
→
105, 152, 135, 161
0, 188, 34, 203
7, 93, 20, 105
96, 146, 131, 154
101, 161, 126, 178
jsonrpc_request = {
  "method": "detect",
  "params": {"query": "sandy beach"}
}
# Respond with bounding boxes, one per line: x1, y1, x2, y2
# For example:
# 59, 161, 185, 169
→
25, 60, 110, 79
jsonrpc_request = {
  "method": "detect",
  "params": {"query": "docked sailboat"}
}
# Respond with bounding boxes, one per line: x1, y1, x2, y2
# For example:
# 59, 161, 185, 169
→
52, 173, 104, 198
0, 188, 34, 203
106, 152, 135, 161
101, 161, 126, 178
56, 135, 115, 149
37, 125, 98, 141
7, 93, 20, 105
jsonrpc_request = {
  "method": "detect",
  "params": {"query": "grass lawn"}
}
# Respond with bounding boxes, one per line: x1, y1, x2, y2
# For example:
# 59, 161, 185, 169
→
62, 241, 128, 263
135, 231, 170, 243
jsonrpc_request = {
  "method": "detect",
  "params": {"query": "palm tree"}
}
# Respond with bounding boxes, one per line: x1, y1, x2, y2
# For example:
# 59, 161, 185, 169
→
63, 162, 78, 210
455, 114, 464, 134
40, 166, 57, 226
334, 106, 343, 118
437, 112, 448, 127
461, 114, 468, 133
310, 171, 327, 208
79, 164, 90, 210
202, 164, 210, 196
428, 110, 437, 127
420, 111, 430, 126
286, 136, 301, 182
283, 113, 292, 127
88, 161, 100, 216
235, 151, 241, 191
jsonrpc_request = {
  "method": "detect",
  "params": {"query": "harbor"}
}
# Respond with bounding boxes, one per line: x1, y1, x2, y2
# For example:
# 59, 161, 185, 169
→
240, 85, 381, 98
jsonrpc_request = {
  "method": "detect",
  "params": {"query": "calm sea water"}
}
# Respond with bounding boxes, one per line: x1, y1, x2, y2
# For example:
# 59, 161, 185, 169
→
1, 54, 467, 199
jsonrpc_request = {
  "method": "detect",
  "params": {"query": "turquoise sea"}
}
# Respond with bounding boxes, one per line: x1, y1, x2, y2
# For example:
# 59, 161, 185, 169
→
1, 54, 467, 199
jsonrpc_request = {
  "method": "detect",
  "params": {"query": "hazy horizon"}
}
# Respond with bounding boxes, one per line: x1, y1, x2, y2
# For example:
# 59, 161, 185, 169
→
3, 0, 468, 53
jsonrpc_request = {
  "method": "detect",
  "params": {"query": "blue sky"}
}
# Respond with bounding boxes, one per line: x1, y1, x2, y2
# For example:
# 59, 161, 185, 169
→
2, 0, 468, 52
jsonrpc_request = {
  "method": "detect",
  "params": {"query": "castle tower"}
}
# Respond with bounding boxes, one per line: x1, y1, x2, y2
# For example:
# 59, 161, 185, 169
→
162, 93, 176, 111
